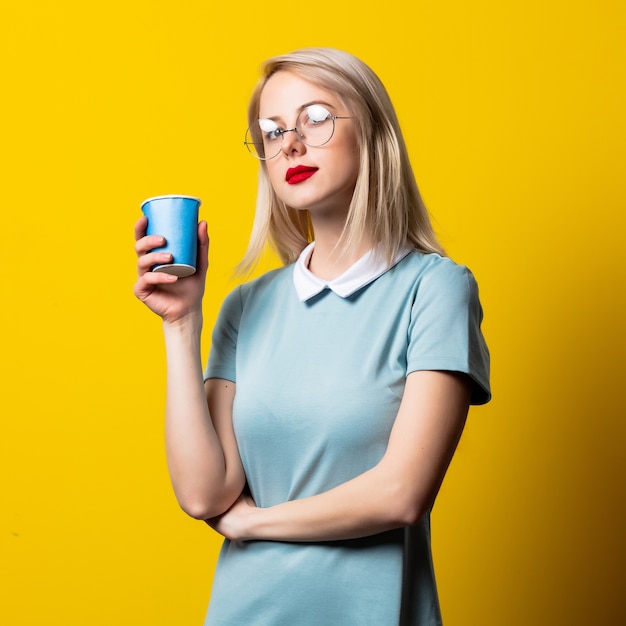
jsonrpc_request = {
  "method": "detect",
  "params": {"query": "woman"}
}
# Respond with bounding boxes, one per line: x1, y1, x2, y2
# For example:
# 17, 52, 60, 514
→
134, 48, 490, 625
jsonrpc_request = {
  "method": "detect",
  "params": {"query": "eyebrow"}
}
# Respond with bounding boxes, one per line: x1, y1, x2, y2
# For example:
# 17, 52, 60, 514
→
260, 100, 337, 122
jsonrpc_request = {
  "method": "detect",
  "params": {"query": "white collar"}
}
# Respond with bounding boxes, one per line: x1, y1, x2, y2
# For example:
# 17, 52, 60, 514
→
293, 242, 412, 302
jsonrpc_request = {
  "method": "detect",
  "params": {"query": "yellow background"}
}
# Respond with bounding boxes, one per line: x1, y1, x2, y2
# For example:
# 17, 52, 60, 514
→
1, 1, 624, 624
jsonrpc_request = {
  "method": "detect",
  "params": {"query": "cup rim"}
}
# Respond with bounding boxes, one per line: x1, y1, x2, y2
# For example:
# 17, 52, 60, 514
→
141, 194, 201, 210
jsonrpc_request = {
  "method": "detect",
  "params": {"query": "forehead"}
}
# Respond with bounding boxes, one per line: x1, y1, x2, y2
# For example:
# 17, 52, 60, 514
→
258, 71, 340, 118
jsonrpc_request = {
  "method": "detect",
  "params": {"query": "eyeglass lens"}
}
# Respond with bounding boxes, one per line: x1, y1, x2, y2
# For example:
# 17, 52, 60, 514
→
244, 105, 336, 160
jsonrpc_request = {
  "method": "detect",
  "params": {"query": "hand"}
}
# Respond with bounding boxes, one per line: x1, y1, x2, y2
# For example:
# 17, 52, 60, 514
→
206, 491, 258, 542
133, 216, 209, 324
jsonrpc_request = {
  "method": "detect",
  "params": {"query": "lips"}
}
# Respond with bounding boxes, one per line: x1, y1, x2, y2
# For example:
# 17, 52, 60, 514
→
286, 165, 319, 185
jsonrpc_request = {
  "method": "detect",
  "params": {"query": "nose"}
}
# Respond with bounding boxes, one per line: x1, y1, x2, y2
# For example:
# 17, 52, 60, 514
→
280, 128, 305, 155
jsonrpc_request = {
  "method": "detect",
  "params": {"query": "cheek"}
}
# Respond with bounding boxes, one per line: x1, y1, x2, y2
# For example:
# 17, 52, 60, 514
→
337, 147, 360, 186
337, 132, 360, 179
263, 163, 281, 188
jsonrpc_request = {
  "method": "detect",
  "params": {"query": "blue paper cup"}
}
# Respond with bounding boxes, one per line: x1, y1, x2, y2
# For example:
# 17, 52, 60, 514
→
141, 194, 201, 277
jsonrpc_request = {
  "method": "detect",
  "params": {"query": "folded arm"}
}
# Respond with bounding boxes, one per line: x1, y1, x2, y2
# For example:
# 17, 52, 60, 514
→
163, 318, 245, 519
209, 369, 471, 542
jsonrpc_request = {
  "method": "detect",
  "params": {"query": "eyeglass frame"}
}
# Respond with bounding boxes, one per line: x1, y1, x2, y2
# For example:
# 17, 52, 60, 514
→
243, 106, 353, 161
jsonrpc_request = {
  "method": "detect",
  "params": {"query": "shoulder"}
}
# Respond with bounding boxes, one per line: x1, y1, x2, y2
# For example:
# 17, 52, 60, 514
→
219, 265, 293, 315
403, 250, 473, 279
403, 253, 491, 405
212, 265, 293, 335
396, 251, 479, 303
238, 265, 292, 300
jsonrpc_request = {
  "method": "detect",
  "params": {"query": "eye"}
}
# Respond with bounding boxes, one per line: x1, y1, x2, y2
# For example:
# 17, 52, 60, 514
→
303, 104, 331, 126
258, 119, 283, 141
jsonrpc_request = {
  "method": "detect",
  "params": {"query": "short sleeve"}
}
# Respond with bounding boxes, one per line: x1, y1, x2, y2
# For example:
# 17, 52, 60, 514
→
407, 260, 491, 405
203, 286, 243, 383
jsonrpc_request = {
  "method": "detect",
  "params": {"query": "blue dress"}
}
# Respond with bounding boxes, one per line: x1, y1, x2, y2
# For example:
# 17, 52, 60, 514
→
203, 249, 491, 625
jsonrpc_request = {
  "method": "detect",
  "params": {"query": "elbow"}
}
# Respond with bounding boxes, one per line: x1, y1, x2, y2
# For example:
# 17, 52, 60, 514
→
176, 492, 233, 521
383, 482, 433, 528
180, 501, 219, 521
394, 502, 430, 528
387, 500, 428, 528
173, 472, 245, 521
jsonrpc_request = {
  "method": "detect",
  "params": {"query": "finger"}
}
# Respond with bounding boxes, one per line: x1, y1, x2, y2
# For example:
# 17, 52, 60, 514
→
134, 215, 148, 241
133, 270, 178, 299
198, 219, 209, 244
196, 221, 210, 274
134, 234, 166, 257
137, 251, 173, 274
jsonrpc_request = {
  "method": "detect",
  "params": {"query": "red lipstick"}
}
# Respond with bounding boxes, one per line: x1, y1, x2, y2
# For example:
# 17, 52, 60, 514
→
286, 165, 318, 185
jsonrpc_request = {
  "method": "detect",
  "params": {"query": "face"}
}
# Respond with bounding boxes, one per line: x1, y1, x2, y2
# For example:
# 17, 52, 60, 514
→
257, 71, 360, 219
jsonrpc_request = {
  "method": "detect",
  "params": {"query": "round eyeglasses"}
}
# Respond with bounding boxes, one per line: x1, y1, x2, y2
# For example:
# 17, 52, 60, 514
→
244, 104, 352, 160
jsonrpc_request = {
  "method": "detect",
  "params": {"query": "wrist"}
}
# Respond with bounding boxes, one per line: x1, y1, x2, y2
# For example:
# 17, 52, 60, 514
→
244, 506, 264, 542
162, 309, 203, 334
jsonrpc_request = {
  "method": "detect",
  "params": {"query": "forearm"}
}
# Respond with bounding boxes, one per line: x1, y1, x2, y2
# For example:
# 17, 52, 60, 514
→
247, 463, 422, 542
163, 313, 242, 518
213, 371, 470, 543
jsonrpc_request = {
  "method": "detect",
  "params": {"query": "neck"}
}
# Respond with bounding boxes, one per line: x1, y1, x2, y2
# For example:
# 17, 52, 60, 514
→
307, 230, 374, 281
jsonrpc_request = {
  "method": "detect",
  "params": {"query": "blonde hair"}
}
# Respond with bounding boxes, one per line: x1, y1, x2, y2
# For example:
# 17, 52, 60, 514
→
238, 48, 444, 274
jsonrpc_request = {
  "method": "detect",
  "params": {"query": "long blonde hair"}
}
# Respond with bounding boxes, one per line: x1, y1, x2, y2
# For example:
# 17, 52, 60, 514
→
238, 48, 444, 273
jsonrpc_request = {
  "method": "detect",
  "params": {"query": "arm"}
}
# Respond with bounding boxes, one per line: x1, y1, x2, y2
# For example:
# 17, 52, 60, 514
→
133, 217, 245, 519
163, 323, 245, 519
209, 369, 471, 542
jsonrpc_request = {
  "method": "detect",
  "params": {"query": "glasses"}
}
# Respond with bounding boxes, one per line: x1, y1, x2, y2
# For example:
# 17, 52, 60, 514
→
244, 104, 352, 160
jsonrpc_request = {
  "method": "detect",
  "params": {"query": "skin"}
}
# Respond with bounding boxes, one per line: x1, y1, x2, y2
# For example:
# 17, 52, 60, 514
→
133, 70, 472, 544
260, 71, 366, 279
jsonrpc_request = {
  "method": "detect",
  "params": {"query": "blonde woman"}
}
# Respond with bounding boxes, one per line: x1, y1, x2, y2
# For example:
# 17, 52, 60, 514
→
134, 48, 490, 625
